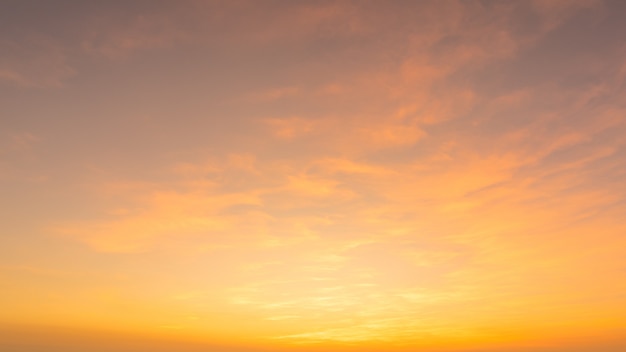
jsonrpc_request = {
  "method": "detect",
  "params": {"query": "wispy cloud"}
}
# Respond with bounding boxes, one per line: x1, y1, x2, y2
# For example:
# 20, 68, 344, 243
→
0, 39, 75, 87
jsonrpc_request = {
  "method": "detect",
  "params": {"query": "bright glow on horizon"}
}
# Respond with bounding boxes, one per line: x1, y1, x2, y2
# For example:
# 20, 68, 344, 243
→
1, 1, 626, 351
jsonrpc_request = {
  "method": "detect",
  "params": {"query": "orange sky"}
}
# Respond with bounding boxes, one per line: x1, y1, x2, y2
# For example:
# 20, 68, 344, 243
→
2, 1, 626, 351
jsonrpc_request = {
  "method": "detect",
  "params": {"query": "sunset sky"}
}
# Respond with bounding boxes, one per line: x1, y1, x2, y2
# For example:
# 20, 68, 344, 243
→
2, 1, 626, 351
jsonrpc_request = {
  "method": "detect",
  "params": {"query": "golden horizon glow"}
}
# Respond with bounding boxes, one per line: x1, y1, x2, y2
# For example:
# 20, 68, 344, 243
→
2, 1, 626, 351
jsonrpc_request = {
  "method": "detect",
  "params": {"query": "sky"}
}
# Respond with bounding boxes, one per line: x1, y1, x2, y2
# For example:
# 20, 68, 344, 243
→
1, 0, 626, 351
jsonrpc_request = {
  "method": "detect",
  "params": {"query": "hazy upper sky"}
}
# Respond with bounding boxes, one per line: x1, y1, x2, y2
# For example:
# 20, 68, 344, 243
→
2, 1, 626, 351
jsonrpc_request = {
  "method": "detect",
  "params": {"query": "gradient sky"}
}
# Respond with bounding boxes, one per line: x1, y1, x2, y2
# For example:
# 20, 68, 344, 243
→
2, 1, 626, 351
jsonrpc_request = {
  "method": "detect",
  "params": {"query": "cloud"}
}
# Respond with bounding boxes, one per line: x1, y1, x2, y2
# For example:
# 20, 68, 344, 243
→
3, 132, 39, 152
531, 0, 604, 32
81, 12, 190, 60
264, 117, 319, 140
55, 185, 262, 253
23, 0, 626, 348
0, 38, 75, 88
0, 132, 44, 181
245, 86, 300, 102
